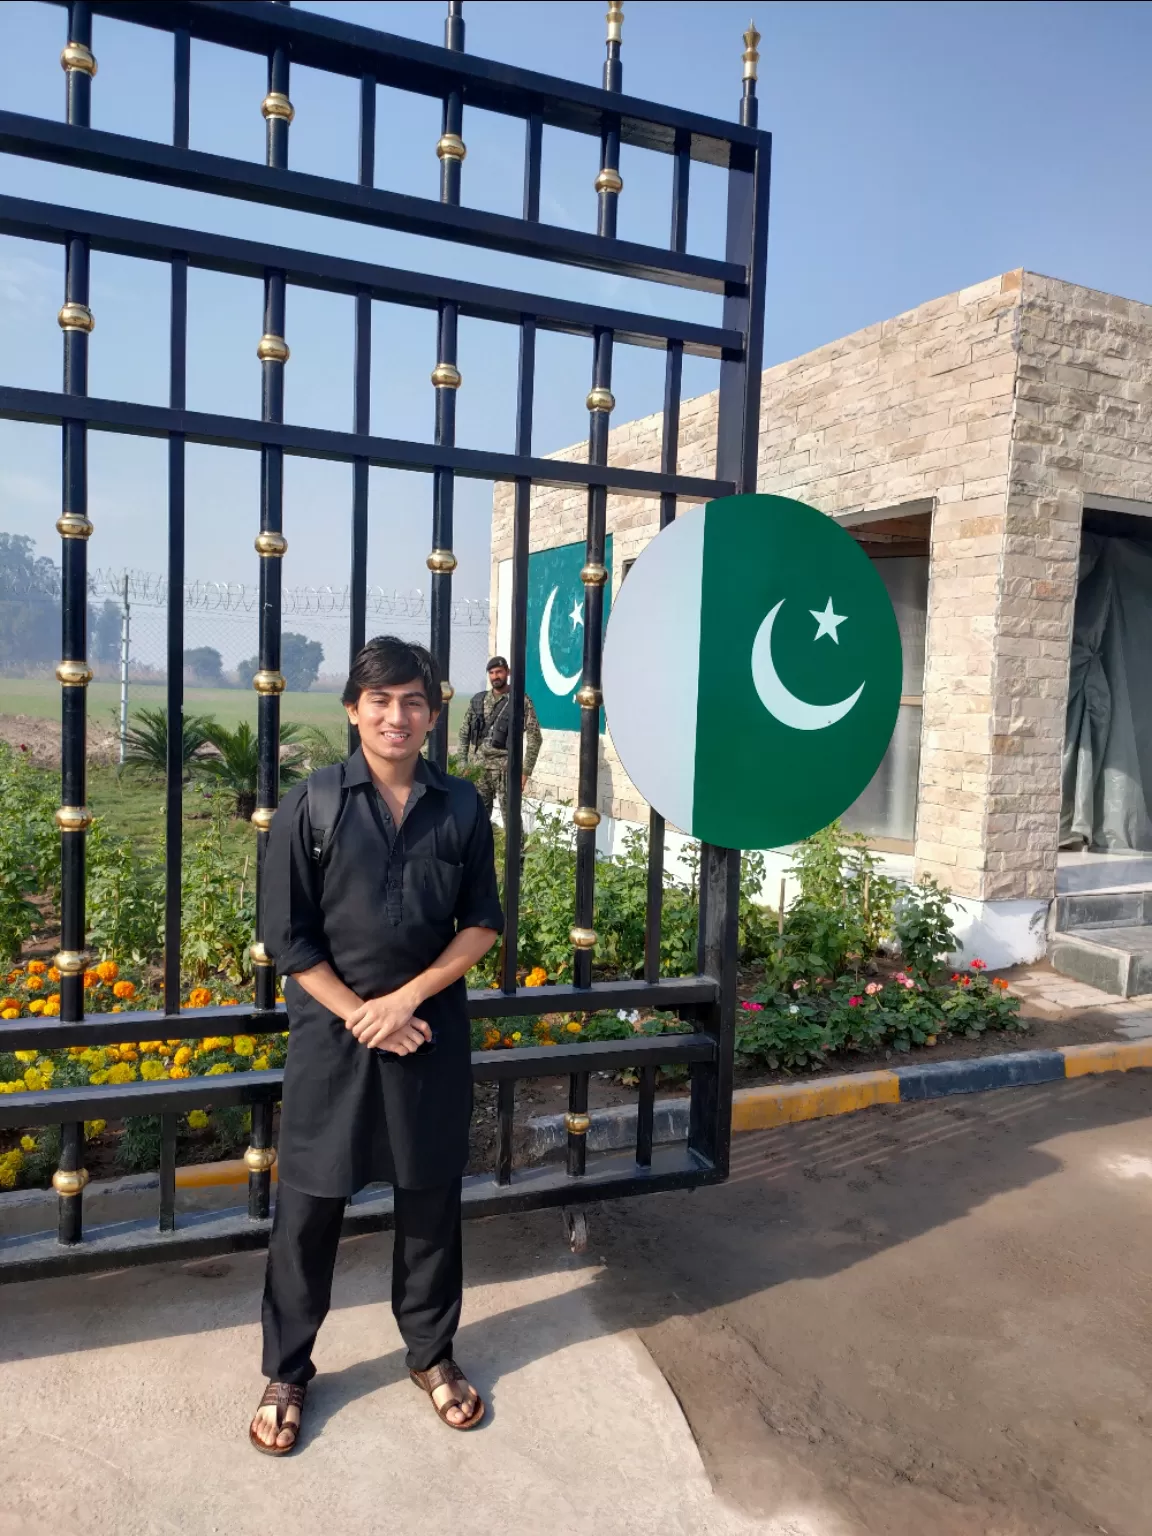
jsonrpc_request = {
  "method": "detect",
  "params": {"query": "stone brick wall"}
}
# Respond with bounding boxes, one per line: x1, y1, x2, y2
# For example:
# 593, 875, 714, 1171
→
491, 271, 1152, 905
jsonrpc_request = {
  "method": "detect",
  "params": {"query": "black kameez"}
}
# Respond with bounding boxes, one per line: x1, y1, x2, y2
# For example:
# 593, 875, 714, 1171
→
262, 749, 503, 1197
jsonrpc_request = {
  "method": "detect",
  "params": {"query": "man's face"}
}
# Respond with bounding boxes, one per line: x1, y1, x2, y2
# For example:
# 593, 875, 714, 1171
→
345, 678, 438, 766
488, 666, 509, 692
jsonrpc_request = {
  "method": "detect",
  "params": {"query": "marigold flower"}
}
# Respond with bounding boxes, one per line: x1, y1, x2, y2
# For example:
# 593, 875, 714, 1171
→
511, 1031, 522, 1042
96, 961, 118, 982
25, 977, 42, 992
14, 1050, 36, 1064
524, 967, 548, 988
112, 980, 136, 1000
19, 1135, 36, 1153
174, 1046, 193, 1067
926, 1034, 938, 1046
83, 970, 100, 988
47, 967, 60, 982
206, 1063, 234, 1075
89, 1069, 109, 1086
43, 996, 61, 1016
566, 1021, 582, 1034
1, 1008, 18, 1020
0, 998, 19, 1012
221, 997, 239, 1007
187, 988, 212, 1009
7, 968, 23, 981
27, 999, 45, 1015
187, 1109, 210, 1130
168, 1065, 190, 1079
26, 960, 46, 975
84, 1120, 106, 1137
233, 1035, 256, 1057
106, 1063, 137, 1084
501, 1036, 514, 1047
0, 1163, 17, 1190
252, 1055, 270, 1071
140, 1059, 166, 1081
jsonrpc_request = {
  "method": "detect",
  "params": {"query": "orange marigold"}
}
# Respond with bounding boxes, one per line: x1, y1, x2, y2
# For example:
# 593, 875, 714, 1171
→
83, 970, 100, 988
25, 977, 42, 992
95, 961, 119, 982
47, 967, 60, 983
188, 987, 212, 1009
26, 960, 46, 975
112, 980, 137, 1000
0, 998, 19, 1012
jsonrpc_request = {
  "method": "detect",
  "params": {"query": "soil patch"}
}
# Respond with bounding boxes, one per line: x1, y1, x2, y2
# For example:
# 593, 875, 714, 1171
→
0, 712, 120, 768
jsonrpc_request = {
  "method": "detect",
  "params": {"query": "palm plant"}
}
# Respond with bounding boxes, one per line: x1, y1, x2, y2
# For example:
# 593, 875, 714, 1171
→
120, 707, 212, 781
295, 723, 348, 769
195, 719, 306, 820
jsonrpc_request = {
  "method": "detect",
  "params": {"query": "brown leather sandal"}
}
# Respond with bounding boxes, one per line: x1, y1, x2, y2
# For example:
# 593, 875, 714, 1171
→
410, 1359, 485, 1430
249, 1381, 307, 1456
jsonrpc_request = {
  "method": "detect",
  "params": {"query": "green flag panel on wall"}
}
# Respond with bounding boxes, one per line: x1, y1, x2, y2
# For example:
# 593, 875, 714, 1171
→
525, 535, 613, 733
601, 496, 902, 850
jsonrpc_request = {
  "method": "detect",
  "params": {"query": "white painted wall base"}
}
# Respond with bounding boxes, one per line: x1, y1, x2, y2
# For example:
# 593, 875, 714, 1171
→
507, 801, 1053, 969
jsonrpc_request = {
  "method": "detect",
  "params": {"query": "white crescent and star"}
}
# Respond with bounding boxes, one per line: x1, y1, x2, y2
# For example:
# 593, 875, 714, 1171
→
539, 586, 583, 695
751, 598, 865, 732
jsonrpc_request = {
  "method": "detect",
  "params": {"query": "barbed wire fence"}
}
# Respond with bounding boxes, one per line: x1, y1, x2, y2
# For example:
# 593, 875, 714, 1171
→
0, 567, 493, 721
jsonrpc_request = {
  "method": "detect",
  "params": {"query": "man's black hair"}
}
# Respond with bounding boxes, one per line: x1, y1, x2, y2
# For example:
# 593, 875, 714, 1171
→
341, 635, 442, 709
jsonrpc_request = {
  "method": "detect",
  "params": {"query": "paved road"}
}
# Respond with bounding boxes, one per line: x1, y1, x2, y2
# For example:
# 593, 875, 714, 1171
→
2, 1073, 1151, 1535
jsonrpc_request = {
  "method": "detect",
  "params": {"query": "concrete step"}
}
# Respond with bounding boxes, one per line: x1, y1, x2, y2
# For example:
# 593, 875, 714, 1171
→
1049, 924, 1152, 997
1051, 889, 1152, 933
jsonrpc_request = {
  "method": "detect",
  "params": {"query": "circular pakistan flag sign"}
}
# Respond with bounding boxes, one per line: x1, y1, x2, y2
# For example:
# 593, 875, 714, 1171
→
601, 493, 903, 850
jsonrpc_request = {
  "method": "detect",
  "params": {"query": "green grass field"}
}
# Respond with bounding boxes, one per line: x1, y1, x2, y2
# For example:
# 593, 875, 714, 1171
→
0, 678, 466, 739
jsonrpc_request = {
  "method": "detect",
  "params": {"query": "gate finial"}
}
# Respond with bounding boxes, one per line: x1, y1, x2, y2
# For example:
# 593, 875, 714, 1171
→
606, 1, 624, 45
740, 19, 760, 127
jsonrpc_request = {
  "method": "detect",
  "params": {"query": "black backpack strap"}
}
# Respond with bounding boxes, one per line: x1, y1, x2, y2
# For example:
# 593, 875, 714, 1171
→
306, 763, 347, 864
441, 773, 481, 866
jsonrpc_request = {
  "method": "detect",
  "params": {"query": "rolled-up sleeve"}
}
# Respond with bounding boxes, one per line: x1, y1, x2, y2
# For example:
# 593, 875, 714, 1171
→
262, 781, 332, 975
454, 788, 504, 934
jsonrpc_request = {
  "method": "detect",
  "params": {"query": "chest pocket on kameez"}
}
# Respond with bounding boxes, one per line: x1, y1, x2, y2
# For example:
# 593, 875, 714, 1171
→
408, 856, 463, 924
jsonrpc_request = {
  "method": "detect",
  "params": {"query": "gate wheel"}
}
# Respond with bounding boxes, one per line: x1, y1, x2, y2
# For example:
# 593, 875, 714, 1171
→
563, 1208, 588, 1254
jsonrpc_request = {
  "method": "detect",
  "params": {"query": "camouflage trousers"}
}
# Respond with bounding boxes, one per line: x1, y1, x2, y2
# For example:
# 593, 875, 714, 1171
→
475, 756, 510, 822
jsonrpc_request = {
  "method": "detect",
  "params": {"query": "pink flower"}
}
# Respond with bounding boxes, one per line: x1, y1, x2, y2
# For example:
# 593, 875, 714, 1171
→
848, 996, 861, 1008
971, 958, 987, 970
902, 978, 915, 989
865, 982, 881, 995
792, 980, 803, 990
740, 1000, 764, 1012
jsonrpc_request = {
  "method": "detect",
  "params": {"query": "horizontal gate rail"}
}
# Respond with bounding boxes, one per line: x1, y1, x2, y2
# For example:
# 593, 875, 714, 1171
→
0, 386, 730, 501
49, 0, 759, 165
0, 195, 742, 357
0, 111, 743, 292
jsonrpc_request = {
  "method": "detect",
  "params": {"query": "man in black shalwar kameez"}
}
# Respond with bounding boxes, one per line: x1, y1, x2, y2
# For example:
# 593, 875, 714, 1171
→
249, 636, 502, 1454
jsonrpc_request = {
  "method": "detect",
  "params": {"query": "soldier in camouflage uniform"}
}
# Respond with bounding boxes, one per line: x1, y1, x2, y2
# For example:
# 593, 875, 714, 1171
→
458, 656, 542, 822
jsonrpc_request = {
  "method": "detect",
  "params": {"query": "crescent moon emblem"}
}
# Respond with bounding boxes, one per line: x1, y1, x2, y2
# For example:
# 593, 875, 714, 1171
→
751, 599, 865, 731
539, 586, 582, 696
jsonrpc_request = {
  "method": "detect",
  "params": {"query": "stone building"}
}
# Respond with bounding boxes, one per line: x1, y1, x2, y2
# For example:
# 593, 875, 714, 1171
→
490, 270, 1152, 967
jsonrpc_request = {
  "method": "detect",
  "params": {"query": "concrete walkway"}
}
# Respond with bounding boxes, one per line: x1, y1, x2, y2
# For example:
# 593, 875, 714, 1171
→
0, 1212, 774, 1536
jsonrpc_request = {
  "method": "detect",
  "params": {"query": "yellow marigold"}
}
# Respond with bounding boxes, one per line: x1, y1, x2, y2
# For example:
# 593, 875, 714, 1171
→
1, 1080, 27, 1093
96, 961, 118, 982
0, 1163, 17, 1190
205, 1063, 234, 1076
25, 976, 42, 992
44, 998, 61, 1016
89, 1069, 109, 1086
26, 960, 46, 975
19, 1135, 36, 1153
106, 1062, 137, 1084
566, 1021, 582, 1034
7, 968, 23, 981
139, 1041, 161, 1054
232, 1035, 255, 1057
37, 1059, 54, 1078
275, 993, 285, 1004
47, 967, 60, 982
168, 1065, 190, 1079
1, 1008, 18, 1021
119, 1048, 139, 1063
187, 1109, 210, 1130
14, 1050, 36, 1064
27, 999, 45, 1015
252, 1055, 269, 1071
84, 1119, 106, 1137
23, 1068, 43, 1091
221, 998, 239, 1007
187, 988, 212, 1009
105, 1047, 120, 1063
511, 1031, 522, 1042
166, 1039, 182, 1048
524, 967, 548, 988
174, 1046, 193, 1067
140, 1059, 166, 1081
111, 1005, 122, 1013
112, 980, 136, 1000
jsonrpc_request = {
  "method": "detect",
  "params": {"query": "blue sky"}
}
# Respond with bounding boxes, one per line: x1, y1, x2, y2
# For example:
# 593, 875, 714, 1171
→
1, 0, 1149, 673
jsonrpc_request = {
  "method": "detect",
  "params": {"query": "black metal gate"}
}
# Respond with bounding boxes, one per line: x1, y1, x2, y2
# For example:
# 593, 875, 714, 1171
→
0, 0, 768, 1279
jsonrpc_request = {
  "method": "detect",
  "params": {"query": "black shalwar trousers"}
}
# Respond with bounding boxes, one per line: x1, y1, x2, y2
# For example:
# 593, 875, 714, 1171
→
261, 1178, 463, 1384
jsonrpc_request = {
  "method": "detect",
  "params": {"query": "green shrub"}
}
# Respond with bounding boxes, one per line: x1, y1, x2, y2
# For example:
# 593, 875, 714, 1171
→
87, 828, 164, 964
894, 876, 957, 978
0, 744, 58, 962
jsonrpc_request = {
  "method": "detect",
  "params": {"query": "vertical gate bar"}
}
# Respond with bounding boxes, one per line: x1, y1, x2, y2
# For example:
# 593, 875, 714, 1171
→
595, 2, 624, 233
252, 44, 293, 1011
172, 27, 190, 150
496, 1077, 515, 1186
164, 255, 187, 1016
498, 111, 541, 995
689, 27, 770, 1179
349, 72, 375, 753
565, 1071, 589, 1178
57, 1, 97, 1024
571, 327, 613, 989
158, 1111, 177, 1232
643, 130, 691, 984
54, 1120, 87, 1245
635, 1064, 656, 1168
247, 1099, 275, 1221
428, 1, 466, 768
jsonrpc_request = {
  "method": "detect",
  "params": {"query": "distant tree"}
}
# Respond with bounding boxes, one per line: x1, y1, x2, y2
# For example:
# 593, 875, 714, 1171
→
90, 600, 122, 666
184, 646, 224, 686
236, 633, 324, 693
0, 533, 59, 668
